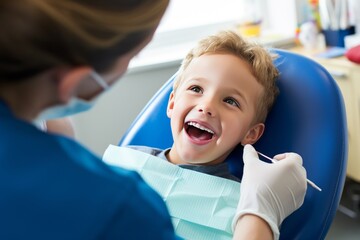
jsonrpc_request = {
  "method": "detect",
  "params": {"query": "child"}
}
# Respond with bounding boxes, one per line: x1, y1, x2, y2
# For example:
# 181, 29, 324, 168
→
104, 30, 305, 240
128, 30, 279, 182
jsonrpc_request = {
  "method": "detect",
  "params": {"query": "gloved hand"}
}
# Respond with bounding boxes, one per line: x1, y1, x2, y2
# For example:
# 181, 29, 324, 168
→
232, 144, 307, 240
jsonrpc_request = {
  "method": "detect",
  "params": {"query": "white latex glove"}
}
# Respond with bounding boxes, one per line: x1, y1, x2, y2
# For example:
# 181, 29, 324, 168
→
232, 144, 307, 240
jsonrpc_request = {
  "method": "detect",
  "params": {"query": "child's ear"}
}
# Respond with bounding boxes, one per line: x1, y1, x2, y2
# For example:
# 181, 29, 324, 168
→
241, 123, 265, 145
166, 91, 175, 118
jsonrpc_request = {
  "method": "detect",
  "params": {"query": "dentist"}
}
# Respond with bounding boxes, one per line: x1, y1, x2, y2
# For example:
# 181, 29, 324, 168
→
0, 0, 306, 239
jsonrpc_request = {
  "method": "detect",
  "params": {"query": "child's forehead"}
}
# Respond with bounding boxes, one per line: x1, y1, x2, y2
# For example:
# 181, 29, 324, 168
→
183, 54, 254, 81
186, 53, 251, 74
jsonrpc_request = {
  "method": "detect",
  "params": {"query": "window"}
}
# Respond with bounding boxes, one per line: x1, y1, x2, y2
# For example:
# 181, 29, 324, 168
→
157, 0, 245, 33
129, 0, 304, 71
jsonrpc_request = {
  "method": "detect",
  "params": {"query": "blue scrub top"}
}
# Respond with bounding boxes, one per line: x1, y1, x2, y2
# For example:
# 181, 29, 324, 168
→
0, 100, 178, 239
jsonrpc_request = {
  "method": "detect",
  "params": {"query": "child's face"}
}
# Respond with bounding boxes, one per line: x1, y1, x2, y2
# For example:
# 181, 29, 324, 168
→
167, 53, 265, 165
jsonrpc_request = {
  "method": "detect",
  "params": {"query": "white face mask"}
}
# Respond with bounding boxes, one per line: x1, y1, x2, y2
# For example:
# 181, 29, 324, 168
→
36, 71, 109, 121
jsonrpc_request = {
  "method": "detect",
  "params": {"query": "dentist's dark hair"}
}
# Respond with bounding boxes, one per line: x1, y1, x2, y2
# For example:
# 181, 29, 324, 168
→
0, 0, 169, 82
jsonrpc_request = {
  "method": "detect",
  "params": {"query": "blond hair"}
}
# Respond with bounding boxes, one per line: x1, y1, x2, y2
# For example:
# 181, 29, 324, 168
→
0, 0, 169, 81
174, 31, 279, 123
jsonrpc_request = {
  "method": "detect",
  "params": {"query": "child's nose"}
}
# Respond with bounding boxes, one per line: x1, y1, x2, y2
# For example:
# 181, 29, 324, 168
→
198, 101, 216, 117
198, 108, 212, 116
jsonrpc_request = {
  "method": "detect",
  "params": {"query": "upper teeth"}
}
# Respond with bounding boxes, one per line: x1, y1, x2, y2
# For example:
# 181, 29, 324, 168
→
188, 122, 214, 134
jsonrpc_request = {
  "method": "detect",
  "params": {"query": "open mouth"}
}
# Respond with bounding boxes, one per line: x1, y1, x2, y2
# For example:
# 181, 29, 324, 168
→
185, 121, 215, 141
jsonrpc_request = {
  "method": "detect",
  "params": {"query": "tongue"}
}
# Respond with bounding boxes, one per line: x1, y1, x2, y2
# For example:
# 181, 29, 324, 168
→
187, 126, 212, 140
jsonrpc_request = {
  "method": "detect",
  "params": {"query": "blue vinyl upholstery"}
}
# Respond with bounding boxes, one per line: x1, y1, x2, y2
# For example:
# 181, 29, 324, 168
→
119, 49, 348, 239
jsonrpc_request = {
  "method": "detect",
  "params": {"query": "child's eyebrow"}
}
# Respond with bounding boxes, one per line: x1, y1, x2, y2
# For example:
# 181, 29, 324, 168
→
186, 77, 205, 84
227, 88, 248, 105
182, 77, 207, 88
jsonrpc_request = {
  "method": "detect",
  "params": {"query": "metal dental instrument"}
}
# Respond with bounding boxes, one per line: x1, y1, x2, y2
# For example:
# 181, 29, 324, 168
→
256, 151, 322, 192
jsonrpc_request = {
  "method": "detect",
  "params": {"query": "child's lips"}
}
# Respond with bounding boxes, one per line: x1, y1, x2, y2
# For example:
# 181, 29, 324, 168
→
186, 121, 215, 135
184, 121, 216, 145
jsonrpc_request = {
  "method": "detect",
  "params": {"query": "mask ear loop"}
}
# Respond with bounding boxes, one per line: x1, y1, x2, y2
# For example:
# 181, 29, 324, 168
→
90, 71, 110, 90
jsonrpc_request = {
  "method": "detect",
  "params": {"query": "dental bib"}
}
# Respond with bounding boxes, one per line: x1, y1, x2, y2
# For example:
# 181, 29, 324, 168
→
103, 145, 240, 240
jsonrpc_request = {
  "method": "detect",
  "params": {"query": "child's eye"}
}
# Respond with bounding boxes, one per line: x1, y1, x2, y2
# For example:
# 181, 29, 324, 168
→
189, 86, 203, 93
224, 97, 240, 108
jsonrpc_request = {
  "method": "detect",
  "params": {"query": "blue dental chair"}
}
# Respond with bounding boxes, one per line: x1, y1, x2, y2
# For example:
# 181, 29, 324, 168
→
119, 49, 348, 239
